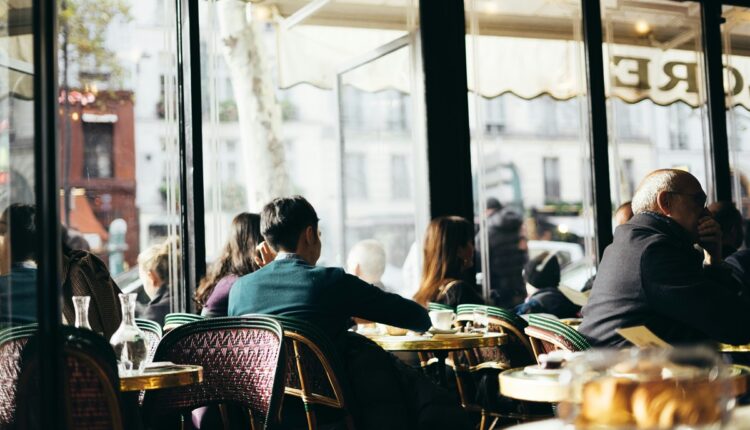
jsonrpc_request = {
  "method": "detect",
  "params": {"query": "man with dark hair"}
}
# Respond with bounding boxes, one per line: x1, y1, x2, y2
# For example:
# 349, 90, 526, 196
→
229, 196, 470, 430
0, 204, 38, 323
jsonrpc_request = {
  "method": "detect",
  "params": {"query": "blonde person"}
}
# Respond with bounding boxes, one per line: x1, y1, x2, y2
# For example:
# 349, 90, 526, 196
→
137, 238, 178, 325
346, 239, 387, 290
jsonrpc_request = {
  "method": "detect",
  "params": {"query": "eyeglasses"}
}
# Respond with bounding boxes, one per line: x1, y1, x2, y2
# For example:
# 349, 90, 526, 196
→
667, 191, 707, 208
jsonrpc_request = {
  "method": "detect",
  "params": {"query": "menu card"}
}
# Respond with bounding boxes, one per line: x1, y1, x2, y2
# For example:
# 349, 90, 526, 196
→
616, 326, 672, 348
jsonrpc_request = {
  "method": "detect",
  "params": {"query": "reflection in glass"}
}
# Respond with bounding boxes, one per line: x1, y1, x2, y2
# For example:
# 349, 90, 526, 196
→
602, 0, 712, 207
57, 0, 183, 319
466, 0, 595, 305
199, 0, 425, 298
723, 6, 750, 222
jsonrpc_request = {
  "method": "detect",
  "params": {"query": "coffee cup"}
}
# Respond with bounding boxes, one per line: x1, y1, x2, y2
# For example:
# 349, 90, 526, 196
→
429, 310, 456, 331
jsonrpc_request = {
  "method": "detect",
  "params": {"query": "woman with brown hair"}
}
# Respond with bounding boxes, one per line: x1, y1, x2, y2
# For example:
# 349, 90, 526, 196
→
413, 216, 484, 307
195, 212, 262, 317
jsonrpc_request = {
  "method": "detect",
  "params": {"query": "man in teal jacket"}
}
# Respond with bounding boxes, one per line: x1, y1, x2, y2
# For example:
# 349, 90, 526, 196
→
229, 196, 470, 430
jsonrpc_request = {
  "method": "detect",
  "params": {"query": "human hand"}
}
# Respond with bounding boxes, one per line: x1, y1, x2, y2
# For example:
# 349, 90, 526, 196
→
697, 216, 722, 264
253, 241, 276, 268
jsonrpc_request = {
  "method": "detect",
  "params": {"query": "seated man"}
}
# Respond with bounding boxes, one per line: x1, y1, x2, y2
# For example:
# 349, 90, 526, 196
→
346, 239, 387, 291
229, 196, 470, 430
579, 169, 750, 347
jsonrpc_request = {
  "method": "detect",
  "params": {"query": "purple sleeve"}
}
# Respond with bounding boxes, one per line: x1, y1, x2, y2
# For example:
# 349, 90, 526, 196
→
202, 275, 239, 317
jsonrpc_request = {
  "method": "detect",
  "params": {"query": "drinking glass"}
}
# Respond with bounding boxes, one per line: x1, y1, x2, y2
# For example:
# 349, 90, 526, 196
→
72, 295, 92, 331
472, 307, 489, 334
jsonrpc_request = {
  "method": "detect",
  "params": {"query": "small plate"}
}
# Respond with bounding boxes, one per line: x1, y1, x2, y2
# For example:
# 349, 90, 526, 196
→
524, 364, 564, 376
427, 327, 459, 335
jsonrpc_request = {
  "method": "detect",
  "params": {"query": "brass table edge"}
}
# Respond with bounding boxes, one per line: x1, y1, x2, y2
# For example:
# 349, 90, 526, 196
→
369, 333, 507, 351
120, 365, 204, 392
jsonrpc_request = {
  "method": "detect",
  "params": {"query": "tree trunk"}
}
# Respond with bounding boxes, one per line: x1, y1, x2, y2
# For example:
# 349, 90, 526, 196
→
216, 0, 290, 209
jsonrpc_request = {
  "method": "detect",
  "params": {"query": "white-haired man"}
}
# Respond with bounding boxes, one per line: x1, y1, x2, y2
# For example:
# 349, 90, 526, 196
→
579, 169, 750, 346
346, 239, 387, 290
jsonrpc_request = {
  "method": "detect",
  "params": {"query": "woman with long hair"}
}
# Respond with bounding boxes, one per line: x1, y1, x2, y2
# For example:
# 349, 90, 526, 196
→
195, 212, 262, 317
413, 216, 484, 307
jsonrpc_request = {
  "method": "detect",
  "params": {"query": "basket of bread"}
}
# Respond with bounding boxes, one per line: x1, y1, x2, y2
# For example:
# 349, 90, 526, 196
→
558, 347, 734, 429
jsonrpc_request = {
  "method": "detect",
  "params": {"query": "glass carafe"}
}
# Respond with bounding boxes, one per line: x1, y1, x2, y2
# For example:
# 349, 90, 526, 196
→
110, 293, 148, 375
72, 295, 92, 330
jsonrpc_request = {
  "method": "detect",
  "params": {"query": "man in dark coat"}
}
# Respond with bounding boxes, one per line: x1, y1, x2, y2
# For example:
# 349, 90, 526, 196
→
476, 198, 527, 309
579, 169, 750, 347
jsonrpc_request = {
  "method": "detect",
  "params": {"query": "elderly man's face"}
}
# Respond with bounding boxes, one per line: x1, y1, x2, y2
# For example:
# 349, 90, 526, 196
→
665, 176, 708, 239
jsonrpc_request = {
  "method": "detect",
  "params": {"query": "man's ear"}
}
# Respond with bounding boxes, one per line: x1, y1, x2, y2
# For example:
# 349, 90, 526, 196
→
656, 191, 671, 214
304, 225, 315, 245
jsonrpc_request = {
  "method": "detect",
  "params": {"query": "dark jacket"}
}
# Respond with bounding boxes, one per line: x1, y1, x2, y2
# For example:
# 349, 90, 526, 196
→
228, 255, 431, 342
726, 249, 750, 289
435, 280, 484, 308
476, 208, 527, 309
142, 285, 171, 326
61, 250, 123, 338
514, 288, 580, 318
579, 212, 750, 347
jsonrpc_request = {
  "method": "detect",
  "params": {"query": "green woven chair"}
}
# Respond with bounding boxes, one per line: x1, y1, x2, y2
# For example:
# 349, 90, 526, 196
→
163, 313, 204, 332
427, 302, 453, 312
525, 314, 590, 362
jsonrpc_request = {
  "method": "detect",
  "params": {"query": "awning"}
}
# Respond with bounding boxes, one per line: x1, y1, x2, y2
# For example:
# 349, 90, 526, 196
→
277, 24, 750, 110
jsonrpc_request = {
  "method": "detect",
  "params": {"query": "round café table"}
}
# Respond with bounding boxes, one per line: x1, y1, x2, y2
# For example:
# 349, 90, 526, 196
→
120, 364, 203, 392
367, 332, 507, 385
499, 364, 750, 403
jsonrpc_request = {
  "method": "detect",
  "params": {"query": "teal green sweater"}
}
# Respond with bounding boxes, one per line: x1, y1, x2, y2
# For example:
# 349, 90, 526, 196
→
228, 256, 431, 340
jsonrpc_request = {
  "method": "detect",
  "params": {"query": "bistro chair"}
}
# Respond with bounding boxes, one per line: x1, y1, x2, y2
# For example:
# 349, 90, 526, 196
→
163, 312, 204, 332
271, 315, 356, 430
453, 307, 546, 429
0, 323, 37, 430
142, 315, 287, 430
135, 318, 163, 362
427, 302, 453, 312
524, 314, 591, 361
16, 326, 129, 430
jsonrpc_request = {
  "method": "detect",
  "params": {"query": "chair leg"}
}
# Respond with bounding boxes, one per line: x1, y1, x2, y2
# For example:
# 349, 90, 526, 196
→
304, 402, 317, 430
344, 412, 356, 430
479, 411, 487, 430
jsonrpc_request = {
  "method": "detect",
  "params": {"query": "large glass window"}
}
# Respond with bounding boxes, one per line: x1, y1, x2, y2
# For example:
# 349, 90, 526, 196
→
199, 0, 426, 297
57, 0, 183, 322
466, 0, 596, 303
602, 0, 713, 207
723, 5, 750, 223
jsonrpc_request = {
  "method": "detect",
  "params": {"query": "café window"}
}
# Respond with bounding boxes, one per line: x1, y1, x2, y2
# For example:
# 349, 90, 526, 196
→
57, 0, 184, 320
466, 0, 597, 301
82, 122, 114, 178
602, 0, 713, 207
199, 0, 428, 299
724, 5, 750, 219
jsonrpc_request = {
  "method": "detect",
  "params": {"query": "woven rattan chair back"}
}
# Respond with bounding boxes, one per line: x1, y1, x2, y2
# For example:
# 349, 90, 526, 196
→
16, 326, 126, 430
142, 316, 287, 430
272, 315, 355, 430
0, 324, 36, 430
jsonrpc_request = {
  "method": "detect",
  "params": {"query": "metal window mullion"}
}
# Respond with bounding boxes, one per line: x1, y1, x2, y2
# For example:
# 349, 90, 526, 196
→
581, 0, 613, 261
175, 0, 206, 313
702, 1, 732, 202
32, 0, 63, 426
